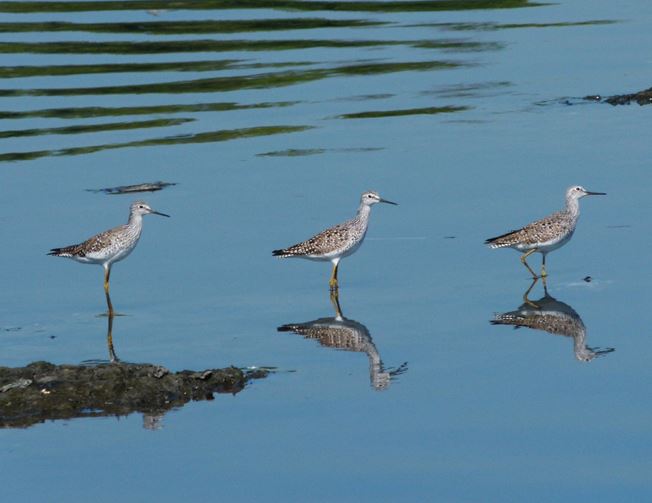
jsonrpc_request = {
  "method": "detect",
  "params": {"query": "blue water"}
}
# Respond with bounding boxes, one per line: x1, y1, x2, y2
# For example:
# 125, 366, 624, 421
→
1, 0, 651, 501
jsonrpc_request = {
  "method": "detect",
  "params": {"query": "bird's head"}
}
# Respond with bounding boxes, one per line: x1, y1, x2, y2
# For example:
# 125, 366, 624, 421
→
360, 191, 398, 207
130, 201, 170, 218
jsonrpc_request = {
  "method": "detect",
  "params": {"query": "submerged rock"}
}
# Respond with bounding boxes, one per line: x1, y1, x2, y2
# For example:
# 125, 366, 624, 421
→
87, 181, 177, 195
586, 87, 652, 106
0, 361, 268, 429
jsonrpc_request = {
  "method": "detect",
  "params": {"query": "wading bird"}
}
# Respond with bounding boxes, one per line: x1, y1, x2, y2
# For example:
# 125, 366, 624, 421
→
48, 201, 169, 314
273, 191, 397, 290
486, 186, 605, 278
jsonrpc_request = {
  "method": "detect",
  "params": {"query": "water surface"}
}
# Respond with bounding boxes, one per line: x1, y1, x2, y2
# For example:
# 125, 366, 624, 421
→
1, 0, 651, 501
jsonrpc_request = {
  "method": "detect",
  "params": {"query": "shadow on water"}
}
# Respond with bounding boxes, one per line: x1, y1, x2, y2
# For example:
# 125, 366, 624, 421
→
0, 0, 534, 163
337, 105, 469, 119
0, 1, 542, 14
278, 292, 407, 390
0, 61, 319, 79
0, 61, 465, 97
423, 80, 512, 99
0, 312, 269, 429
414, 20, 616, 31
0, 39, 499, 56
0, 118, 192, 139
490, 279, 614, 362
0, 19, 387, 36
0, 125, 312, 162
0, 100, 296, 120
257, 147, 384, 157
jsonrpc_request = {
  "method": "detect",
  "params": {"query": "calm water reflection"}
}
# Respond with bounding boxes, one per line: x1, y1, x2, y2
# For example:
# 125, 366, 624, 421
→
491, 279, 615, 362
0, 0, 518, 163
278, 292, 407, 390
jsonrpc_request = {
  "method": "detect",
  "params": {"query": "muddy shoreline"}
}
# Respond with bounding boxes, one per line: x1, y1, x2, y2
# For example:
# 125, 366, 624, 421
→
586, 86, 652, 105
0, 361, 268, 428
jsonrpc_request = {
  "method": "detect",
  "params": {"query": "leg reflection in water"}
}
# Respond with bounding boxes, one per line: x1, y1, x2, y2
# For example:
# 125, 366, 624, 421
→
106, 309, 118, 363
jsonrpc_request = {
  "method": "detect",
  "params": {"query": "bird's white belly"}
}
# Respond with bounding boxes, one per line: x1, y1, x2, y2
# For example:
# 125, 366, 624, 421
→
304, 247, 349, 262
340, 235, 364, 258
87, 241, 137, 264
70, 255, 100, 265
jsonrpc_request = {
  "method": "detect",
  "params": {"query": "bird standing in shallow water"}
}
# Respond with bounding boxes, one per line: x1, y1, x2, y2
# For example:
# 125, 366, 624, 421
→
273, 191, 397, 290
48, 201, 169, 314
485, 185, 605, 278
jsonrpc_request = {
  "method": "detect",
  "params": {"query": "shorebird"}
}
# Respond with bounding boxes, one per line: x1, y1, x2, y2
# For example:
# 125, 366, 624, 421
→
273, 191, 397, 290
48, 201, 169, 314
485, 186, 605, 278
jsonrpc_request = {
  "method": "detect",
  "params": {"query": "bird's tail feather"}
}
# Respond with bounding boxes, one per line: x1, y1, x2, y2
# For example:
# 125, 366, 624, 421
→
48, 244, 78, 257
485, 229, 519, 248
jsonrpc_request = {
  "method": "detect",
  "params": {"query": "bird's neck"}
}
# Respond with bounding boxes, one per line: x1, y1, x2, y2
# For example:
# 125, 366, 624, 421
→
565, 196, 580, 219
127, 212, 144, 229
356, 203, 372, 222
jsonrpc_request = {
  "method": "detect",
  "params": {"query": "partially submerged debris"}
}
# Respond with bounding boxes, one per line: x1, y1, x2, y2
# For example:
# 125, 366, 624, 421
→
0, 361, 268, 428
87, 181, 177, 195
585, 87, 652, 106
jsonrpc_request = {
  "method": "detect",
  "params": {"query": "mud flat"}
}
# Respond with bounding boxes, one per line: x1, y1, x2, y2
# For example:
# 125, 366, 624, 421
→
0, 361, 268, 428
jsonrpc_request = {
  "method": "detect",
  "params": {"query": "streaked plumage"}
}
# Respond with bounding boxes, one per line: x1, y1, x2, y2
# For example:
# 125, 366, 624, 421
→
49, 221, 141, 264
49, 201, 169, 314
273, 191, 397, 289
486, 185, 605, 278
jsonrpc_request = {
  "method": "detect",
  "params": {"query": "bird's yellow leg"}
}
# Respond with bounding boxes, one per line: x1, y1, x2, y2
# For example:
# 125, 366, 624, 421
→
520, 249, 539, 279
329, 262, 339, 291
104, 266, 114, 315
541, 254, 548, 278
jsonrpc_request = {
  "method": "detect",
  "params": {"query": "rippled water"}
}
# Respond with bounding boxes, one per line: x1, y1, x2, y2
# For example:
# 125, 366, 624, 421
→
2, 0, 651, 501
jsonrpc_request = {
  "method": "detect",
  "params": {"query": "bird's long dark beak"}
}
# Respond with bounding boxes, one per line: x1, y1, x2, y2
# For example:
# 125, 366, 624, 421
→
151, 210, 170, 217
586, 191, 606, 196
379, 198, 398, 206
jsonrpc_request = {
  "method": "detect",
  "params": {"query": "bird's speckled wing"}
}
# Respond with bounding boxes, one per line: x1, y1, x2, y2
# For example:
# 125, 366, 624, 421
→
486, 210, 572, 248
49, 224, 128, 257
273, 220, 357, 257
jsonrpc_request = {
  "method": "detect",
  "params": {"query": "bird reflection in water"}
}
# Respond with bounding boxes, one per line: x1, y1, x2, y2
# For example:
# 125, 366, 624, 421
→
278, 291, 407, 390
491, 278, 614, 362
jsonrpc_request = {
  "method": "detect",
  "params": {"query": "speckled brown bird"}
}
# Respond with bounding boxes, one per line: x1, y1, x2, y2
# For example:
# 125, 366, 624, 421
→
486, 186, 605, 278
48, 201, 169, 314
273, 191, 397, 290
